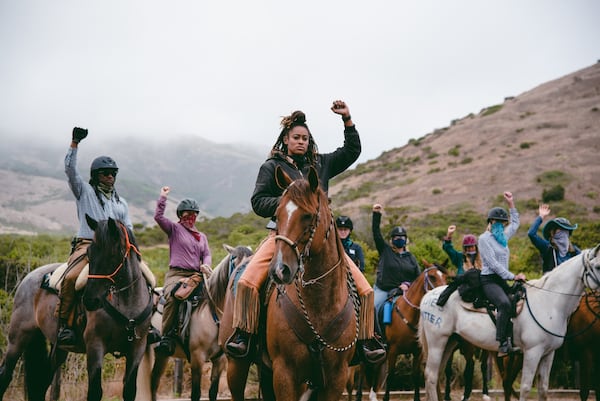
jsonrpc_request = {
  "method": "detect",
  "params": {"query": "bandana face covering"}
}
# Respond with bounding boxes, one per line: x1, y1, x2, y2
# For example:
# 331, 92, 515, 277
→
491, 222, 507, 247
341, 237, 353, 248
553, 230, 570, 257
180, 214, 197, 229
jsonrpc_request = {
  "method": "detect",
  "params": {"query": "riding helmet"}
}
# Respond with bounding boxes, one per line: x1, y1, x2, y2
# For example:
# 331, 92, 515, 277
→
542, 217, 578, 240
389, 226, 407, 238
487, 207, 509, 223
335, 216, 353, 231
177, 198, 200, 218
90, 156, 119, 176
462, 234, 478, 247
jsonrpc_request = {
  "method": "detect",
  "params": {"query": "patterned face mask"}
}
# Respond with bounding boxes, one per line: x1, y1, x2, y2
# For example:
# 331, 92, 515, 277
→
553, 230, 570, 257
491, 222, 507, 247
180, 214, 197, 229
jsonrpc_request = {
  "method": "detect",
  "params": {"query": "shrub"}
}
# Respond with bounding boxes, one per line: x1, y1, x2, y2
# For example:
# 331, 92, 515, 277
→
542, 185, 565, 202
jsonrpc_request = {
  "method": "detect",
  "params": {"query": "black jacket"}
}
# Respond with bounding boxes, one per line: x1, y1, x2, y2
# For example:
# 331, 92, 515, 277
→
251, 126, 361, 219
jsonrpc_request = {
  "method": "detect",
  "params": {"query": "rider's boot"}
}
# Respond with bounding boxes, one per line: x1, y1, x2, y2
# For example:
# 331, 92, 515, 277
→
359, 336, 386, 365
225, 329, 251, 357
498, 337, 521, 357
155, 334, 176, 356
57, 318, 76, 346
147, 325, 161, 344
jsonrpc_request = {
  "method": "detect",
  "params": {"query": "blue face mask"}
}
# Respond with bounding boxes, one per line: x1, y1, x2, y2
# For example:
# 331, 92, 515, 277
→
491, 222, 507, 247
392, 237, 406, 248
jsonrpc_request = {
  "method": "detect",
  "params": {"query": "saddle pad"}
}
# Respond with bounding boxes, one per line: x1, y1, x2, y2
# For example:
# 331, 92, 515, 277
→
459, 299, 524, 315
47, 262, 75, 291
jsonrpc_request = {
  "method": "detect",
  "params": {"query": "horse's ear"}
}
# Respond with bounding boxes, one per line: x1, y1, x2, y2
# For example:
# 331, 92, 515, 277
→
308, 166, 319, 192
223, 244, 235, 254
85, 214, 98, 232
275, 165, 293, 190
108, 218, 119, 238
421, 259, 432, 268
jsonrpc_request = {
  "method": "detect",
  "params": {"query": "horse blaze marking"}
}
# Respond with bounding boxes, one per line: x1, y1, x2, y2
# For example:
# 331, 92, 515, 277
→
285, 200, 298, 221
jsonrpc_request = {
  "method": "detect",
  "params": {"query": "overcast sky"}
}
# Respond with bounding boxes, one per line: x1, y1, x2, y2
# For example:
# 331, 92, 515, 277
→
1, 1, 598, 163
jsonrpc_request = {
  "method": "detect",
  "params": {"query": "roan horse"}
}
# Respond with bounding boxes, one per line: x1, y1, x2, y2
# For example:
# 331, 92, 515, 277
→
267, 165, 359, 401
135, 244, 253, 401
368, 262, 448, 401
0, 216, 153, 401
418, 243, 600, 401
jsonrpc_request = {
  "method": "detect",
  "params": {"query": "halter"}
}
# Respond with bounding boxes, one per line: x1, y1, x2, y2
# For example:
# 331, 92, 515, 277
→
87, 222, 142, 285
525, 247, 600, 339
402, 266, 439, 309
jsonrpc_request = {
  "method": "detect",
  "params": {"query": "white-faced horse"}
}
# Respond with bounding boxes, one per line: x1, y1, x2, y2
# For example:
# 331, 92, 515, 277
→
419, 244, 600, 401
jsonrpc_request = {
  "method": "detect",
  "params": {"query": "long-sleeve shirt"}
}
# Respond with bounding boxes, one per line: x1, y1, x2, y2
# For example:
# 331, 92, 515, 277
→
251, 126, 361, 219
372, 211, 420, 291
154, 196, 212, 270
479, 207, 519, 280
528, 216, 581, 273
65, 147, 132, 239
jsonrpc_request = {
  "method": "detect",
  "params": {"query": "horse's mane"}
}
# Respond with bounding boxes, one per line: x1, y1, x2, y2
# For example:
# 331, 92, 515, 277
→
206, 246, 253, 311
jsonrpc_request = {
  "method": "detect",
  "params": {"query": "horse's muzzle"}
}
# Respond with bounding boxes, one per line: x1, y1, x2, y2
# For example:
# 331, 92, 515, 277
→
269, 252, 296, 285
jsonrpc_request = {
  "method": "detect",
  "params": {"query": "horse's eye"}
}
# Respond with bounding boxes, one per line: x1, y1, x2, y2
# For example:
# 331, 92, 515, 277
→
301, 213, 313, 224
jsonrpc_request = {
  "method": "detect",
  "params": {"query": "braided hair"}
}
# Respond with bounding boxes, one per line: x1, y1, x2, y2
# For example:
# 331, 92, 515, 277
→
270, 110, 319, 165
89, 173, 121, 209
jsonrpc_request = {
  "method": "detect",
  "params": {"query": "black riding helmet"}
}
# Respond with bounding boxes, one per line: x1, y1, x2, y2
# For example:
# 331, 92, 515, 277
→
487, 207, 509, 223
90, 156, 119, 177
335, 216, 353, 231
542, 217, 578, 240
177, 198, 200, 218
389, 226, 407, 238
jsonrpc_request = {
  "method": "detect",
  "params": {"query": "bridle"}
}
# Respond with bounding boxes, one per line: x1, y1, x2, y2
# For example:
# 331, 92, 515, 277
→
402, 266, 441, 309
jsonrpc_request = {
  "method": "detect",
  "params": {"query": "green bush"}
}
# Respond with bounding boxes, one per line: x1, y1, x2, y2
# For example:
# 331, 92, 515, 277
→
542, 185, 565, 202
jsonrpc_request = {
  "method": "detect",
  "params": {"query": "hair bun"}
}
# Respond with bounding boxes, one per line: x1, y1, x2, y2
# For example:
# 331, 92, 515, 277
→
281, 110, 306, 129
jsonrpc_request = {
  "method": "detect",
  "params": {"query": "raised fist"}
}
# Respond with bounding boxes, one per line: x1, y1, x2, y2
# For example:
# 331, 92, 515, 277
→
72, 127, 88, 143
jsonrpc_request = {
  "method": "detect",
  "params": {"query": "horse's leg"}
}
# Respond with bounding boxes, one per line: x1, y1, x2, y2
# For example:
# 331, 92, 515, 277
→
208, 354, 226, 401
534, 352, 554, 401
462, 344, 475, 401
226, 357, 252, 401
49, 348, 68, 401
86, 346, 105, 401
23, 331, 54, 401
443, 348, 455, 401
346, 365, 356, 401
122, 343, 147, 401
480, 350, 491, 401
382, 346, 396, 401
136, 346, 155, 401
578, 353, 592, 401
258, 364, 275, 401
411, 349, 422, 401
517, 349, 543, 401
0, 338, 27, 398
151, 351, 171, 401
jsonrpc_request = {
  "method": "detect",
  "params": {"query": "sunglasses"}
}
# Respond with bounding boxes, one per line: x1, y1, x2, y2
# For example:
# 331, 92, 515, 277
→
98, 169, 118, 177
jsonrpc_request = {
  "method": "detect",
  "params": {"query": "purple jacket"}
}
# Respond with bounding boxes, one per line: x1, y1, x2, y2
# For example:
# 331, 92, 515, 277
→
154, 196, 212, 270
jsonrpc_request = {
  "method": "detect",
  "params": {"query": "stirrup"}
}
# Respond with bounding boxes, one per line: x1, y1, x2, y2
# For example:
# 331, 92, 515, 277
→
225, 330, 251, 358
57, 326, 76, 346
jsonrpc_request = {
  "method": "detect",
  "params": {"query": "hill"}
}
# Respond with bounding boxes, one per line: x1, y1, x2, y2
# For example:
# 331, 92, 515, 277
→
1, 63, 599, 236
329, 62, 600, 237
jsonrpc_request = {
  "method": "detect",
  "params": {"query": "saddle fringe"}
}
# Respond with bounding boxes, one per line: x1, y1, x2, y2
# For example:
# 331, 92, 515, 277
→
359, 291, 374, 340
234, 283, 261, 333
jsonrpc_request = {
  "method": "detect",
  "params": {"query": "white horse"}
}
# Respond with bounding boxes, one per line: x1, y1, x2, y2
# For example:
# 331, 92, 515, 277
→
419, 243, 600, 401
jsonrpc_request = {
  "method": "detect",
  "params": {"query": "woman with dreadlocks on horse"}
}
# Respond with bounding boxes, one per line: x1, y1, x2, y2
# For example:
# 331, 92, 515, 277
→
528, 203, 581, 274
57, 127, 156, 346
225, 100, 385, 365
153, 186, 212, 356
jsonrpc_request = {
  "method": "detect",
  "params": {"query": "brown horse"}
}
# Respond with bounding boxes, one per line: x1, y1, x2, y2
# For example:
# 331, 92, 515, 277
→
496, 290, 600, 401
267, 165, 359, 401
443, 342, 491, 401
370, 261, 448, 401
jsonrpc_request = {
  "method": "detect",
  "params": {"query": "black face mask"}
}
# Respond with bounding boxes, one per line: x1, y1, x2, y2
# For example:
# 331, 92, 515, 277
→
392, 238, 406, 248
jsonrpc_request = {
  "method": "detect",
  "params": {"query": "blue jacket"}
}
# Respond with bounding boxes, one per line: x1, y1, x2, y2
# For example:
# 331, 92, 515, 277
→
528, 216, 581, 273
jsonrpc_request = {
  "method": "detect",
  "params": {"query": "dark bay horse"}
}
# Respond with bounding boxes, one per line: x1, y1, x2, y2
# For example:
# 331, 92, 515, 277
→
443, 341, 491, 401
267, 165, 359, 401
369, 262, 448, 401
419, 244, 600, 401
135, 244, 253, 401
0, 216, 153, 401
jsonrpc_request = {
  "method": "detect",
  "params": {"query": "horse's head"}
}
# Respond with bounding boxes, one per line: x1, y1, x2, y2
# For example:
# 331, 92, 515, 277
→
269, 165, 333, 285
418, 259, 449, 291
83, 215, 140, 311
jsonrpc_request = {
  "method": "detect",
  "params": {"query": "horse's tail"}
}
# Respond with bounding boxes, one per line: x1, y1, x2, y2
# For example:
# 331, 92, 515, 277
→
23, 330, 52, 400
418, 314, 428, 363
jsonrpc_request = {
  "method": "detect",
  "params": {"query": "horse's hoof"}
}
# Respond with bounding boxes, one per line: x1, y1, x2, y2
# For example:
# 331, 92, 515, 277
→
369, 389, 378, 401
482, 395, 491, 401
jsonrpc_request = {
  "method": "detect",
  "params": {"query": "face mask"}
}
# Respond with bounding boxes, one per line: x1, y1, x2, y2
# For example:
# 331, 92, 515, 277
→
392, 237, 406, 248
465, 250, 477, 255
553, 230, 570, 257
491, 222, 507, 247
180, 214, 197, 229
